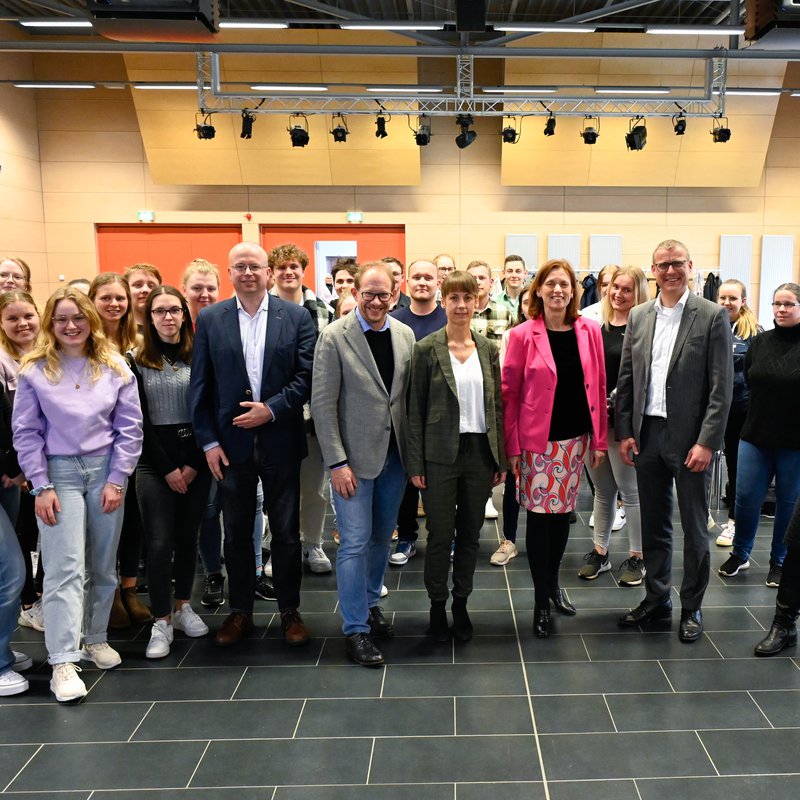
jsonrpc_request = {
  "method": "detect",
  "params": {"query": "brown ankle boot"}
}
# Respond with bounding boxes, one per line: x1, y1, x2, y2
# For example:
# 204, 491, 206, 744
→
121, 586, 153, 624
108, 588, 131, 629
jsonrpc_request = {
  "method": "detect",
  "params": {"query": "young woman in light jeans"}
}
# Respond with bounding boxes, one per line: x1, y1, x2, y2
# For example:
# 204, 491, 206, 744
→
12, 288, 142, 703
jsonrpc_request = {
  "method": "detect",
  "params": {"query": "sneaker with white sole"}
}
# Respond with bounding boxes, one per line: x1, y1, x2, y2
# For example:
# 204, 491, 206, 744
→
718, 554, 750, 577
766, 563, 783, 589
617, 556, 646, 587
490, 539, 518, 566
146, 620, 174, 659
715, 521, 735, 547
612, 508, 627, 531
0, 668, 29, 696
380, 585, 389, 598
390, 540, 416, 566
80, 642, 122, 670
171, 604, 209, 637
485, 498, 499, 519
302, 544, 332, 573
578, 550, 612, 580
13, 651, 33, 672
18, 599, 44, 632
50, 662, 87, 702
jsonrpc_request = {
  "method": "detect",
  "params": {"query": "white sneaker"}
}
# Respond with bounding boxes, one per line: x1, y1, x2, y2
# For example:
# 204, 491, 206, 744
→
146, 620, 174, 659
707, 512, 717, 531
171, 604, 209, 637
302, 543, 333, 574
80, 642, 122, 670
612, 507, 627, 531
13, 651, 32, 672
18, 599, 44, 632
589, 513, 595, 528
490, 539, 518, 566
484, 498, 499, 519
263, 557, 273, 577
0, 668, 29, 697
716, 521, 735, 547
380, 585, 389, 598
50, 663, 87, 702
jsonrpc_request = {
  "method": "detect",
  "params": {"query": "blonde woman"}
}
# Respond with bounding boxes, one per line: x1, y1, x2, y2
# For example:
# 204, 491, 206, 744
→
89, 273, 139, 356
0, 257, 32, 294
182, 259, 220, 325
123, 263, 162, 328
12, 288, 142, 703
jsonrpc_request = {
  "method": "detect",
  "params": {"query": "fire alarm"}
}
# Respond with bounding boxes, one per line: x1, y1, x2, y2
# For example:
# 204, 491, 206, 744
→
245, 213, 252, 221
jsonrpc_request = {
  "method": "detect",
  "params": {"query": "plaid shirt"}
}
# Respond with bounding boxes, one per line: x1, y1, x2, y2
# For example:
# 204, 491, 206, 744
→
470, 300, 512, 341
271, 287, 333, 334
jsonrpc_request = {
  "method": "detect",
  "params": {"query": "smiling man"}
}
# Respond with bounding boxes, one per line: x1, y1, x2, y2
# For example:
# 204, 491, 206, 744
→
494, 254, 527, 316
615, 239, 732, 643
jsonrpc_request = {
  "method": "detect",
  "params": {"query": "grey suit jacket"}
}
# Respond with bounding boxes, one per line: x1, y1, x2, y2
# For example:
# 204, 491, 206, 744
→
615, 292, 733, 457
311, 312, 415, 479
406, 328, 505, 476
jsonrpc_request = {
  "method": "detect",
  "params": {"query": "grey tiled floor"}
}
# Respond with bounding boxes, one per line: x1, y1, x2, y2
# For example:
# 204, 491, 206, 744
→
3, 485, 799, 799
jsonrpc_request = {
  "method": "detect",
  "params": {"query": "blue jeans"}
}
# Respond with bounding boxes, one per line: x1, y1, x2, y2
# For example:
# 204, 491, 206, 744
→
732, 441, 800, 567
333, 446, 406, 635
0, 492, 25, 674
39, 456, 126, 665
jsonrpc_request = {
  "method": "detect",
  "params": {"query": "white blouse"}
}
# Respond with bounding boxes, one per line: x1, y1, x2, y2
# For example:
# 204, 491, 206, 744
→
449, 349, 487, 434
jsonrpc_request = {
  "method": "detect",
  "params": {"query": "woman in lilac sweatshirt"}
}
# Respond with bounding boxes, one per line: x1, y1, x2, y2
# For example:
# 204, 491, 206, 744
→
12, 287, 142, 703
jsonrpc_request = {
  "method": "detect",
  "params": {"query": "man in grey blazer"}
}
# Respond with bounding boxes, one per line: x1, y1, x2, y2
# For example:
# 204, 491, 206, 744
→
311, 262, 415, 666
615, 239, 732, 642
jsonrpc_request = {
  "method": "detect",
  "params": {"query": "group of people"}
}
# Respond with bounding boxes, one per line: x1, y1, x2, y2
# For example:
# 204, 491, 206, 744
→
0, 237, 797, 705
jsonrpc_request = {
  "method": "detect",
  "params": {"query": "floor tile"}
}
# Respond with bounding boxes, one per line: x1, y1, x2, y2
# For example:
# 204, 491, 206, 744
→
93, 791, 269, 800
531, 694, 615, 734
180, 636, 324, 667
700, 728, 800, 775
453, 635, 524, 664
582, 632, 721, 661
190, 738, 371, 786
370, 735, 541, 783
85, 667, 246, 702
0, 745, 41, 789
548, 780, 640, 800
9, 741, 208, 791
457, 782, 546, 800
540, 731, 715, 780
636, 775, 800, 800
660, 657, 800, 692
318, 634, 453, 666
750, 689, 800, 727
132, 699, 304, 741
233, 664, 384, 699
518, 634, 592, 662
526, 660, 672, 695
383, 663, 526, 697
456, 696, 534, 735
705, 630, 789, 658
275, 786, 454, 800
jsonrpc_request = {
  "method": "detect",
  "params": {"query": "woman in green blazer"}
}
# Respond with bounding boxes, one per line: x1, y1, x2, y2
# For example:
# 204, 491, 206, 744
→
407, 271, 506, 643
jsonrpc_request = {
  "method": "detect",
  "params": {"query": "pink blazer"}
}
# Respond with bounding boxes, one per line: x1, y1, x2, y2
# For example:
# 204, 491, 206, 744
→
502, 316, 608, 457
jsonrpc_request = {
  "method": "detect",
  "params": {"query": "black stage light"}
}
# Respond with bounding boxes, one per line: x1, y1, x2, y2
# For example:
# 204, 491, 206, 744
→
240, 110, 255, 139
673, 114, 687, 135
415, 124, 431, 146
502, 125, 518, 143
580, 117, 599, 144
625, 118, 647, 150
712, 117, 732, 143
330, 114, 349, 142
543, 114, 556, 136
455, 114, 476, 148
195, 122, 216, 140
375, 114, 388, 139
288, 114, 310, 147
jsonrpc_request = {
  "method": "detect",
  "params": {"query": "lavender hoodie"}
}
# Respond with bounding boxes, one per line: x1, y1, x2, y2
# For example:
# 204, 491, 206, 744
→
12, 354, 143, 489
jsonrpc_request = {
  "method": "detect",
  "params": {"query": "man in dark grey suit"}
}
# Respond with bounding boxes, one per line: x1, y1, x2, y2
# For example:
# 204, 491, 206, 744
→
615, 239, 732, 642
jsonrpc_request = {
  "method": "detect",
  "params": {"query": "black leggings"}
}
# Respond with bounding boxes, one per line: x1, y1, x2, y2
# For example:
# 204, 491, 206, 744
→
16, 491, 43, 605
778, 544, 800, 610
525, 511, 571, 608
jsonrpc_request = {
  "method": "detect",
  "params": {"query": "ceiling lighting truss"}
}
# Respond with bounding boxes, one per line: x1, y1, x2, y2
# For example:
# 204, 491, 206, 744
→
197, 53, 728, 120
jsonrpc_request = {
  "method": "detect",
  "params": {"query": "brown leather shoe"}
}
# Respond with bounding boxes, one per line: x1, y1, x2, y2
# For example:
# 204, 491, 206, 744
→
121, 587, 153, 624
280, 609, 310, 647
108, 588, 131, 629
214, 612, 254, 647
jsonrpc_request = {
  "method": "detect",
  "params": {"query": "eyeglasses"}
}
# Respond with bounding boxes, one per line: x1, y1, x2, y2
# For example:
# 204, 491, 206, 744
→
360, 291, 392, 303
231, 263, 265, 274
152, 306, 184, 318
653, 259, 688, 272
772, 301, 800, 309
0, 271, 26, 285
53, 314, 87, 326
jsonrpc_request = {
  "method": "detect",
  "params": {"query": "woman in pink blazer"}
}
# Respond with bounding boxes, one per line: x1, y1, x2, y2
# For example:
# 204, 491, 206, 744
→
502, 259, 607, 638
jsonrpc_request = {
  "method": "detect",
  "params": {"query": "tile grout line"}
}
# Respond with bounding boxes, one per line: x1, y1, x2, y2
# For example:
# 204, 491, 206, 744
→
579, 633, 592, 662
291, 698, 307, 739
126, 702, 155, 742
694, 729, 721, 777
704, 632, 726, 660
2, 743, 42, 793
184, 739, 212, 788
228, 666, 248, 700
746, 690, 775, 729
176, 639, 195, 668
655, 659, 677, 692
744, 606, 768, 631
601, 693, 619, 733
314, 638, 325, 667
364, 736, 377, 785
452, 694, 457, 735
632, 777, 645, 800
378, 661, 388, 699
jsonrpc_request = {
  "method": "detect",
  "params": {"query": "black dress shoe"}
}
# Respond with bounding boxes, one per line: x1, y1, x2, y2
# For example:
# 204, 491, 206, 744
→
550, 588, 577, 616
368, 606, 394, 639
678, 608, 703, 642
534, 607, 551, 639
346, 633, 385, 667
428, 602, 450, 643
451, 596, 473, 642
618, 599, 673, 627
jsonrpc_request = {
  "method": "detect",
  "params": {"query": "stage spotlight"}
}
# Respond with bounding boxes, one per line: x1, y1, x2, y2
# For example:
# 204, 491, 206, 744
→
580, 117, 599, 144
625, 117, 647, 151
502, 125, 519, 143
330, 114, 349, 142
414, 116, 431, 146
288, 114, 310, 147
375, 114, 389, 139
194, 114, 216, 140
543, 114, 556, 136
712, 116, 732, 143
673, 114, 687, 135
240, 110, 255, 139
455, 114, 476, 149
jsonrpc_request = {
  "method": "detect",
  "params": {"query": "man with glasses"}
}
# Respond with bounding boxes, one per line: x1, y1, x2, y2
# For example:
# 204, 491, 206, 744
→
190, 241, 316, 649
616, 239, 732, 642
312, 262, 415, 666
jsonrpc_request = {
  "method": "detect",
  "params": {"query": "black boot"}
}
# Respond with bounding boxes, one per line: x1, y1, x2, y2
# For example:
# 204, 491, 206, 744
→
451, 595, 473, 642
428, 601, 450, 643
754, 602, 799, 656
534, 606, 551, 639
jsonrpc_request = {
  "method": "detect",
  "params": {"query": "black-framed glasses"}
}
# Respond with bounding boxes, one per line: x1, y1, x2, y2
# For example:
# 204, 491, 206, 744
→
360, 291, 392, 303
772, 301, 800, 309
152, 306, 184, 318
653, 259, 688, 272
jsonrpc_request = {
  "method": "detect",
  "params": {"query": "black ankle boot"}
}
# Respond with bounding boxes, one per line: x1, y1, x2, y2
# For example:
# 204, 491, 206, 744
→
534, 606, 551, 639
451, 596, 473, 642
428, 601, 450, 643
755, 602, 799, 656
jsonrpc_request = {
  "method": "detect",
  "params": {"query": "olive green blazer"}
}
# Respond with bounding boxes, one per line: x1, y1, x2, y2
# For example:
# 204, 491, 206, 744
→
406, 327, 505, 475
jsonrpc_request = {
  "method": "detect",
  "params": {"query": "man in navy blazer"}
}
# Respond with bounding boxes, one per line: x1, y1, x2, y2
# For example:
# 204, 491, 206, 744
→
190, 242, 316, 648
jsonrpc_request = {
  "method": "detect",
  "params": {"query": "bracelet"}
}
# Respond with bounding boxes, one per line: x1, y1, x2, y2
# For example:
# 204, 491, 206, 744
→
30, 484, 55, 497
107, 483, 124, 494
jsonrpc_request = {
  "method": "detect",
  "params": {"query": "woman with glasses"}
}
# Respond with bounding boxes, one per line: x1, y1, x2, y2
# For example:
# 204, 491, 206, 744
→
0, 257, 32, 293
12, 288, 142, 702
719, 283, 800, 590
129, 287, 211, 658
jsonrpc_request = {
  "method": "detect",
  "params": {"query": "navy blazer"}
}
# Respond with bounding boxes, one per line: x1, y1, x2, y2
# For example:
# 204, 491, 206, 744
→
189, 295, 316, 466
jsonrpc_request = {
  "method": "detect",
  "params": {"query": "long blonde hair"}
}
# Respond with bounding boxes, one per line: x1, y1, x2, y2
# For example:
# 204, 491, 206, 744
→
20, 288, 131, 384
0, 291, 40, 359
719, 279, 760, 340
600, 266, 649, 327
88, 273, 139, 354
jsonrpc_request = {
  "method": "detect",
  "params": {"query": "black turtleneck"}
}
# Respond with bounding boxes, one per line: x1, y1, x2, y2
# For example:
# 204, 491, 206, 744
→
363, 327, 394, 394
741, 322, 800, 449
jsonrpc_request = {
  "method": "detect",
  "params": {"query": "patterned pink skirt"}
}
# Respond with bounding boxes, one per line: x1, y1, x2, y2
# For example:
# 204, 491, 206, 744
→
517, 434, 589, 514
